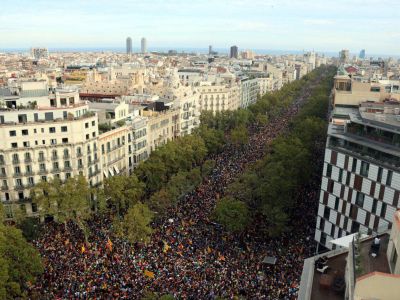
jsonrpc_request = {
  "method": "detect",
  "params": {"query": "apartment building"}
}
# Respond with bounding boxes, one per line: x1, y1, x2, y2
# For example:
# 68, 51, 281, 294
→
142, 107, 179, 152
0, 83, 101, 217
333, 67, 400, 107
239, 77, 260, 108
315, 101, 400, 250
198, 83, 240, 113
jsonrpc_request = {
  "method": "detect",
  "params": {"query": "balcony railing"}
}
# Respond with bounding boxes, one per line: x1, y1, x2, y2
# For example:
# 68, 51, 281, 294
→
51, 156, 59, 161
38, 157, 46, 162
63, 154, 70, 159
24, 157, 32, 163
64, 166, 72, 171
1, 186, 8, 191
15, 184, 25, 190
24, 171, 34, 176
12, 159, 20, 164
76, 152, 83, 157
0, 173, 7, 178
38, 169, 47, 175
51, 168, 60, 173
13, 173, 22, 178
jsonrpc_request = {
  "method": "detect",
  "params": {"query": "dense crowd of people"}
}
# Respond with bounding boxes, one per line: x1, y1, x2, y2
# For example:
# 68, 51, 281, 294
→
30, 77, 327, 299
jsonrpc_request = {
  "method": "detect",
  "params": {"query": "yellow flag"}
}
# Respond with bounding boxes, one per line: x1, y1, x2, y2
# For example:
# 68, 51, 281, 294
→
144, 270, 155, 279
163, 242, 171, 253
207, 246, 212, 254
81, 245, 86, 254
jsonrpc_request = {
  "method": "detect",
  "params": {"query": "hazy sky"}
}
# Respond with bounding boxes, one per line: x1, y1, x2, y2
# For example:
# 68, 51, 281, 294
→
1, 0, 399, 55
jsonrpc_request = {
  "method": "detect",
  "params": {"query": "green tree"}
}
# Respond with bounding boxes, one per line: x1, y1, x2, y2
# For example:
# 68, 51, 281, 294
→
104, 175, 145, 215
114, 202, 154, 244
230, 125, 249, 147
262, 204, 289, 237
196, 125, 225, 154
0, 224, 43, 299
213, 197, 250, 232
201, 159, 216, 178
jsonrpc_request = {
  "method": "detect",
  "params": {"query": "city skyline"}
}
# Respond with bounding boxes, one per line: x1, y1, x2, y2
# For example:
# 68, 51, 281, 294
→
1, 0, 400, 55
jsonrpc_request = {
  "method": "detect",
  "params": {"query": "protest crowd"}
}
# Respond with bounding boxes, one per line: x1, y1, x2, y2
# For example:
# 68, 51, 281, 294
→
29, 80, 325, 300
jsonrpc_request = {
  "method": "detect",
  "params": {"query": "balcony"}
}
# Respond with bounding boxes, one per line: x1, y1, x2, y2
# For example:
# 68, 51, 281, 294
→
24, 171, 34, 176
13, 173, 22, 178
51, 168, 60, 173
26, 182, 35, 188
78, 164, 84, 169
24, 157, 32, 163
63, 154, 70, 159
38, 157, 46, 162
64, 166, 72, 172
38, 169, 47, 175
1, 186, 8, 191
76, 152, 83, 158
89, 170, 101, 178
0, 160, 5, 166
12, 159, 20, 165
0, 173, 7, 178
15, 184, 25, 191
51, 156, 59, 161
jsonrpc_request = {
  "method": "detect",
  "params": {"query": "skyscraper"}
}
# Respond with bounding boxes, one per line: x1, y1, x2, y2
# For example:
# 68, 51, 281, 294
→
141, 37, 147, 54
230, 45, 238, 59
31, 47, 49, 60
339, 49, 349, 63
126, 37, 132, 55
209, 45, 212, 55
359, 49, 366, 59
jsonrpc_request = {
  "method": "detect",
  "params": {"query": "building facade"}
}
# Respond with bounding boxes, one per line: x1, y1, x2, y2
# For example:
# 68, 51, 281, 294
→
315, 102, 400, 249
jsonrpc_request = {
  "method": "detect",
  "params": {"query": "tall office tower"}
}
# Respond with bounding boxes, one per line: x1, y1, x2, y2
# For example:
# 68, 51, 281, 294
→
314, 101, 400, 250
230, 45, 238, 59
359, 49, 366, 59
339, 49, 350, 63
31, 48, 49, 60
126, 37, 132, 55
141, 37, 147, 54
209, 45, 213, 55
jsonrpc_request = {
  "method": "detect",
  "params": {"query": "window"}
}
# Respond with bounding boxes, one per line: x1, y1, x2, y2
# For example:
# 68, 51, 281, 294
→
62, 138, 69, 144
61, 126, 68, 132
49, 127, 56, 133
381, 202, 387, 218
66, 173, 71, 179
360, 161, 369, 177
352, 158, 357, 173
14, 166, 21, 175
324, 206, 330, 219
11, 142, 18, 148
64, 161, 70, 168
38, 152, 45, 161
34, 129, 37, 134
39, 163, 46, 171
335, 197, 340, 210
338, 169, 343, 183
356, 192, 365, 207
92, 132, 96, 138
101, 145, 105, 154
23, 141, 29, 147
77, 147, 82, 156
86, 134, 89, 140
41, 176, 47, 182
320, 219, 325, 231
351, 221, 360, 233
53, 162, 59, 170
326, 164, 332, 178
372, 199, 378, 214
346, 171, 351, 186
21, 129, 28, 136
386, 170, 393, 186
377, 167, 383, 182
85, 122, 89, 128
12, 153, 19, 163
92, 121, 95, 126
32, 203, 38, 213
52, 150, 58, 158
50, 139, 57, 145
9, 130, 16, 137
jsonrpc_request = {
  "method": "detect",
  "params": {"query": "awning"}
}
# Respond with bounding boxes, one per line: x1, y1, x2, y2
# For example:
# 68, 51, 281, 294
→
329, 233, 368, 248
109, 167, 115, 177
103, 170, 109, 178
114, 165, 120, 174
262, 256, 277, 265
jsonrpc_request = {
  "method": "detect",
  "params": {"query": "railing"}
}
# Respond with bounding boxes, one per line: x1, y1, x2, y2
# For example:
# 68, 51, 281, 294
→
38, 157, 46, 162
51, 168, 60, 173
24, 157, 32, 163
76, 152, 83, 157
0, 173, 7, 178
38, 169, 47, 175
24, 171, 34, 176
1, 186, 8, 191
51, 156, 59, 161
63, 154, 70, 159
13, 173, 22, 178
12, 159, 20, 164
15, 184, 25, 190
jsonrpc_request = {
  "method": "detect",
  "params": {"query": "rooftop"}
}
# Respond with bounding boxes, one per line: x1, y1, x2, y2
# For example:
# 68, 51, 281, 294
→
299, 233, 390, 300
